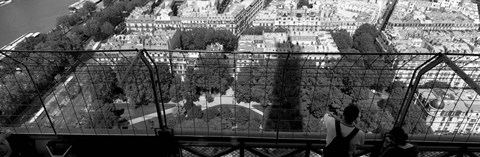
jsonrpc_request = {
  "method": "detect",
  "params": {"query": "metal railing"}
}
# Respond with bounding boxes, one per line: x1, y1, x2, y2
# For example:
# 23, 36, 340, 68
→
1, 49, 480, 156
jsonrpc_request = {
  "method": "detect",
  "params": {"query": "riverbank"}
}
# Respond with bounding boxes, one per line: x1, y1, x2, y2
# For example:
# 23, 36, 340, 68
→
0, 0, 12, 7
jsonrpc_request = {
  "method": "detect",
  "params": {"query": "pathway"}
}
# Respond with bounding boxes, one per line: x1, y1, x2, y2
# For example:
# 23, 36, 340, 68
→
128, 88, 265, 125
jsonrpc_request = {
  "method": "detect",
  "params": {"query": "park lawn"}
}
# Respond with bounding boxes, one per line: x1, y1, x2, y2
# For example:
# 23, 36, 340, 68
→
131, 118, 158, 131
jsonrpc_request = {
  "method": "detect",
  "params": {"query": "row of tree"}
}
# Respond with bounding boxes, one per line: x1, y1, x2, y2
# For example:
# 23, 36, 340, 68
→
242, 26, 288, 35
168, 105, 263, 132
179, 28, 238, 51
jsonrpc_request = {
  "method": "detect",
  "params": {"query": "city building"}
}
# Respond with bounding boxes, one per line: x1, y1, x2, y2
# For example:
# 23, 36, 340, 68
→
235, 30, 340, 72
125, 1, 156, 32
144, 0, 264, 35
251, 0, 381, 34
416, 89, 480, 135
387, 0, 480, 31
384, 0, 480, 90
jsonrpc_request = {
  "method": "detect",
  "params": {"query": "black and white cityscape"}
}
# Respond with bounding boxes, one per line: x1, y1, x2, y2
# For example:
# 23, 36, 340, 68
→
1, 0, 480, 156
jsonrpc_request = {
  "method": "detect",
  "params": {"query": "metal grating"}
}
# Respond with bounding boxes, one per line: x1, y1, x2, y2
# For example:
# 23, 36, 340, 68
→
222, 150, 239, 157
419, 151, 449, 157
182, 149, 201, 157
252, 148, 297, 156
292, 150, 305, 157
188, 146, 231, 156
309, 151, 321, 157
244, 149, 256, 157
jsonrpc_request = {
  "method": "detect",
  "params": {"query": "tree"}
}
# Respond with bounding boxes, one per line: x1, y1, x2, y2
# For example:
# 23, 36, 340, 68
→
0, 73, 39, 119
353, 23, 379, 40
206, 93, 214, 103
180, 28, 238, 51
85, 65, 123, 104
189, 53, 232, 98
83, 1, 97, 14
56, 14, 80, 28
82, 101, 128, 129
186, 105, 203, 119
184, 100, 195, 111
84, 20, 103, 41
172, 106, 186, 118
331, 29, 353, 50
104, 0, 115, 7
386, 81, 406, 93
379, 87, 432, 134
116, 59, 173, 106
236, 107, 249, 125
353, 33, 377, 53
297, 0, 312, 8
169, 75, 185, 103
101, 22, 115, 37
356, 100, 394, 133
15, 34, 47, 50
265, 57, 303, 132
203, 107, 220, 122
234, 60, 276, 104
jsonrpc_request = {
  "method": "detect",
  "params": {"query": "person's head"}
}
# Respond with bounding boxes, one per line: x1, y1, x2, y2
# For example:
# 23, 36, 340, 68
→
386, 127, 408, 146
343, 104, 360, 124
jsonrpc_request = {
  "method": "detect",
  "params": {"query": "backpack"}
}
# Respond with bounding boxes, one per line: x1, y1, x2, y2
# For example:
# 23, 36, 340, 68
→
323, 120, 359, 157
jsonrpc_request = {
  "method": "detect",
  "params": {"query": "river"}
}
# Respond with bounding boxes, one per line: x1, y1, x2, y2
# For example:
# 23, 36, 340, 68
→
0, 0, 74, 46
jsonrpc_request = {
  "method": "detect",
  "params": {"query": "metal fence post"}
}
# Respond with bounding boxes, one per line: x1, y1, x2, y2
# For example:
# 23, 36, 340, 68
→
138, 49, 167, 132
395, 55, 443, 127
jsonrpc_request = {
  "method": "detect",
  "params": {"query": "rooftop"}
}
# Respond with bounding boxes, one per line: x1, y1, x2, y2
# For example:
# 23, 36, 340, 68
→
419, 89, 480, 112
390, 0, 479, 24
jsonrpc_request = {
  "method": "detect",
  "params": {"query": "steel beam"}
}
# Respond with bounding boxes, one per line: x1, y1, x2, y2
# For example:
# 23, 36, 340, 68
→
138, 50, 166, 132
440, 55, 480, 96
396, 55, 444, 127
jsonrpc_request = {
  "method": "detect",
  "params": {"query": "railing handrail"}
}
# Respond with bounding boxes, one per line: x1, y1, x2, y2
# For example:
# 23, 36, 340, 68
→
2, 49, 480, 56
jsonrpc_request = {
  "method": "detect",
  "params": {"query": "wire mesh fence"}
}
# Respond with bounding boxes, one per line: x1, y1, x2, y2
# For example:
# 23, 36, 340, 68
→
1, 50, 480, 144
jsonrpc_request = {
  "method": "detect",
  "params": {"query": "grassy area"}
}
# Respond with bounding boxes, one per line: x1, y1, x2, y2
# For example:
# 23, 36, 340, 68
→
116, 103, 176, 120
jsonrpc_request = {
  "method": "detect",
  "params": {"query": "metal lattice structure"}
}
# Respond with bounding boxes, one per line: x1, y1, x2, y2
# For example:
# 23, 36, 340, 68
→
1, 50, 480, 156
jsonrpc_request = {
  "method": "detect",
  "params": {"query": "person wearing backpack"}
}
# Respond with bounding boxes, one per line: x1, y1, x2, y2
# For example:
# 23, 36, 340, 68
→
378, 127, 418, 157
323, 104, 365, 157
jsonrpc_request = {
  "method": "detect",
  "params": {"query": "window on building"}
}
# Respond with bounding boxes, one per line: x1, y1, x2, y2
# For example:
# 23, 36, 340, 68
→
442, 117, 446, 121
449, 117, 453, 121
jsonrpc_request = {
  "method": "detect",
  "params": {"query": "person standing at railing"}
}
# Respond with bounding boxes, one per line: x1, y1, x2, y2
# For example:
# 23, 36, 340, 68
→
0, 129, 12, 157
323, 104, 365, 157
378, 127, 418, 157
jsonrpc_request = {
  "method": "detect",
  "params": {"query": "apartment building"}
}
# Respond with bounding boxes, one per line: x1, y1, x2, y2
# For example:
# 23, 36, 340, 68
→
125, 1, 156, 32
416, 89, 480, 135
127, 0, 263, 36
387, 0, 480, 31
387, 28, 480, 88
252, 0, 379, 34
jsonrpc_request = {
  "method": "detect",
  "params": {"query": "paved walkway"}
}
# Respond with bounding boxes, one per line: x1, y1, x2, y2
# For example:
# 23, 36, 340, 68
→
129, 89, 265, 125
